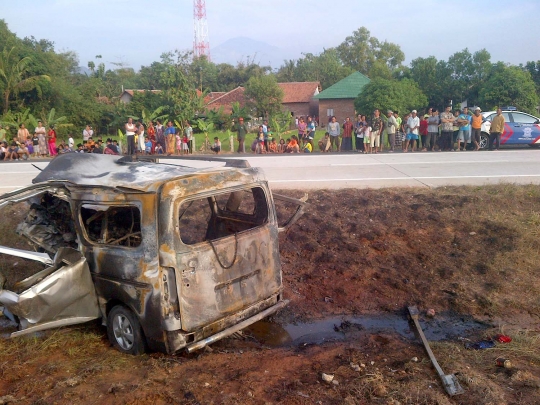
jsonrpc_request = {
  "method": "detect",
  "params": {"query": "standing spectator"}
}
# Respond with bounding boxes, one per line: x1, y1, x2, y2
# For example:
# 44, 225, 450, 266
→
184, 121, 193, 154
182, 132, 189, 155
165, 121, 176, 156
354, 114, 364, 152
427, 109, 440, 151
452, 109, 460, 151
327, 116, 341, 151
234, 117, 248, 153
386, 110, 398, 152
420, 114, 429, 151
31, 132, 39, 157
297, 117, 307, 146
489, 108, 505, 151
394, 111, 403, 150
404, 110, 420, 152
363, 122, 372, 154
439, 105, 455, 151
371, 109, 384, 153
47, 126, 57, 156
147, 121, 156, 153
137, 121, 146, 153
155, 120, 166, 154
457, 107, 471, 151
68, 134, 74, 150
125, 117, 137, 155
82, 125, 93, 142
17, 123, 30, 145
306, 116, 316, 150
341, 117, 354, 151
471, 107, 483, 150
262, 120, 269, 151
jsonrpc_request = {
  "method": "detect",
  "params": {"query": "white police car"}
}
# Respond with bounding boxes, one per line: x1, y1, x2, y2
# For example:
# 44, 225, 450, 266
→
478, 107, 540, 149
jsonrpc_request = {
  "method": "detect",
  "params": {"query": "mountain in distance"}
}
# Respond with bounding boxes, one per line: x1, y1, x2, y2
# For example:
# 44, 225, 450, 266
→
211, 37, 297, 69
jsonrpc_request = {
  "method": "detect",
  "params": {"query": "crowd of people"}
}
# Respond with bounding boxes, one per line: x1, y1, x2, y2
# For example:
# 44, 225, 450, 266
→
230, 106, 503, 155
124, 118, 195, 156
1, 107, 505, 161
318, 106, 504, 153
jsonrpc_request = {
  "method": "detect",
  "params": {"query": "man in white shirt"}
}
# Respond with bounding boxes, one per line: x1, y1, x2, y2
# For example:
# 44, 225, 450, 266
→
404, 110, 420, 152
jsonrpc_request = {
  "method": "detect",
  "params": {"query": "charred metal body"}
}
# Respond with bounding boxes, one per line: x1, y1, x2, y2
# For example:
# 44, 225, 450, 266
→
0, 154, 306, 354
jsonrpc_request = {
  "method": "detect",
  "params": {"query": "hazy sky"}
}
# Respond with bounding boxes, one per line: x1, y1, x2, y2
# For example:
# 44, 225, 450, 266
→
2, 0, 540, 70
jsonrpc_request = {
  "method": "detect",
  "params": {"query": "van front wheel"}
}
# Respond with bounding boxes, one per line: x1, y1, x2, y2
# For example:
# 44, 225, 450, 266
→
107, 305, 146, 355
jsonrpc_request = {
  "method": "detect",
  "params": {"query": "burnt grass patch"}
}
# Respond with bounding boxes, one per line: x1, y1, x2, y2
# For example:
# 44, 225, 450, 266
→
280, 184, 540, 320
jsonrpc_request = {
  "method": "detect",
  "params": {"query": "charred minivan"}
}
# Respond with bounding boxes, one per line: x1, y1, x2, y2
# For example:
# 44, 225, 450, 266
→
0, 153, 306, 354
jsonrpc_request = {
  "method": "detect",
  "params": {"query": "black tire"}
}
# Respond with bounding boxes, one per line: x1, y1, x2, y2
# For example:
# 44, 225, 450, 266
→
107, 305, 146, 355
479, 132, 489, 150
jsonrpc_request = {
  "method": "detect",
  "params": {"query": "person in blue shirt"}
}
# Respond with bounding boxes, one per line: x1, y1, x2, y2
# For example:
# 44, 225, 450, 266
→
164, 121, 176, 156
457, 107, 472, 151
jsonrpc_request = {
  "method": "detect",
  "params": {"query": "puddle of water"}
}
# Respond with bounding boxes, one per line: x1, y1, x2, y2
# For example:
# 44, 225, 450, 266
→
245, 313, 490, 347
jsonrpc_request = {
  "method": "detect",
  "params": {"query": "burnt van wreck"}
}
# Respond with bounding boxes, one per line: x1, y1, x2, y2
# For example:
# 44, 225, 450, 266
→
0, 153, 306, 354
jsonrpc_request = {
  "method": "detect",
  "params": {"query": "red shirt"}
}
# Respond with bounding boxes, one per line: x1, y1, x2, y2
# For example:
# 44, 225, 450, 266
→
342, 121, 354, 138
419, 120, 428, 136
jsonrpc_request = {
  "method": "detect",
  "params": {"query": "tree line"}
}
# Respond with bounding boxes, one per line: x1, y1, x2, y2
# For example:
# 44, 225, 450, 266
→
1, 21, 539, 139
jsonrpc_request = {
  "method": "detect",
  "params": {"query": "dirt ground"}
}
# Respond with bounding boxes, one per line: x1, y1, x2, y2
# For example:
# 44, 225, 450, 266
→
1, 185, 540, 404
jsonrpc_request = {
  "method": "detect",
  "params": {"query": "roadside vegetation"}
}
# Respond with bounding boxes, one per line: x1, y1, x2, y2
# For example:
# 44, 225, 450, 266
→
1, 21, 540, 144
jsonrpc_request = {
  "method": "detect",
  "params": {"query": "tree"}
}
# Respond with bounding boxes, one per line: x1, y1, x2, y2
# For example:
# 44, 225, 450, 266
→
336, 27, 405, 75
355, 78, 428, 117
160, 64, 199, 125
244, 74, 284, 119
478, 65, 539, 114
277, 49, 353, 89
0, 46, 50, 113
523, 60, 540, 93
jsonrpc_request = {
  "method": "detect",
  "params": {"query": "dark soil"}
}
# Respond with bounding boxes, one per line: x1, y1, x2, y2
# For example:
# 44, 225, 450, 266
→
1, 185, 539, 404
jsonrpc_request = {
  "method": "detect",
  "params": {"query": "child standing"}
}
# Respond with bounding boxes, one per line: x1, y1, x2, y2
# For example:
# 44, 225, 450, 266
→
175, 133, 182, 155
182, 133, 189, 155
363, 125, 372, 154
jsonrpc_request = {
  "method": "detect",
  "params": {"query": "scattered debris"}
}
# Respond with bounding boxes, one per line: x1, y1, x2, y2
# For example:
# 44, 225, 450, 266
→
494, 334, 512, 343
321, 373, 334, 383
496, 357, 512, 369
426, 308, 436, 317
350, 362, 361, 372
408, 305, 464, 396
411, 357, 419, 363
0, 396, 17, 405
465, 340, 496, 350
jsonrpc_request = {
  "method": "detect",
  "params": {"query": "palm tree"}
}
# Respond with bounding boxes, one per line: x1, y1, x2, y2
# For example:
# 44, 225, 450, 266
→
0, 46, 51, 114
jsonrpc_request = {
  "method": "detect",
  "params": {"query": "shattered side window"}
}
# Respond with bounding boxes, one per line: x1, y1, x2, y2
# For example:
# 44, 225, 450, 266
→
81, 205, 142, 247
178, 187, 269, 245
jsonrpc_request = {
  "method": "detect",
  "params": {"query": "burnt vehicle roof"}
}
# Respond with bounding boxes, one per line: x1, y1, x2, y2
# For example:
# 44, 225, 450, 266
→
32, 153, 259, 192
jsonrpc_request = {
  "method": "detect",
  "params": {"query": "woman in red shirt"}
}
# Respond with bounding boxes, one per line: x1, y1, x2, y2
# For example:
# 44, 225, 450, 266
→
147, 121, 156, 153
47, 126, 57, 156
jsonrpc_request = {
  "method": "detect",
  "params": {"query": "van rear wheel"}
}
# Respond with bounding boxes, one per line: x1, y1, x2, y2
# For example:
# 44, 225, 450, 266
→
107, 305, 146, 355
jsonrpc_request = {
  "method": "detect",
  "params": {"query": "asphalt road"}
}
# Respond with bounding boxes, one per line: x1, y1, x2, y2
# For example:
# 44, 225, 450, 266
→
1, 149, 540, 193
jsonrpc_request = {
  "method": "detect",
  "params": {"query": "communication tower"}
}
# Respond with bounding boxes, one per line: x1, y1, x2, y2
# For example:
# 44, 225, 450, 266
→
193, 0, 210, 59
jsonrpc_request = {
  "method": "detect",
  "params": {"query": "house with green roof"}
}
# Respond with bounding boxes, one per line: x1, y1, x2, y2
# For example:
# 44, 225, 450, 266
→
314, 71, 370, 126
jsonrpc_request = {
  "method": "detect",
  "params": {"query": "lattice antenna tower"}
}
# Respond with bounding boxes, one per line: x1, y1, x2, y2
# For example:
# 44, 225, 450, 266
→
193, 0, 210, 60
